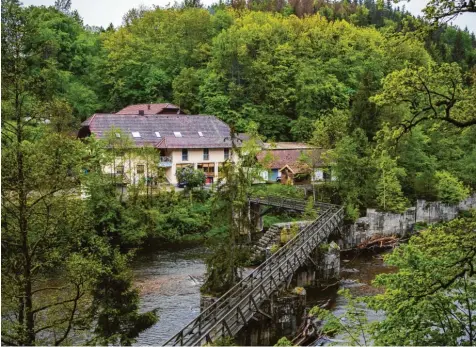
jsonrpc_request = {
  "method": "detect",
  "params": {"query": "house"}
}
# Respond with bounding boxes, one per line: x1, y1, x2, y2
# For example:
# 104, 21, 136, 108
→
256, 144, 330, 185
116, 103, 185, 115
78, 113, 234, 185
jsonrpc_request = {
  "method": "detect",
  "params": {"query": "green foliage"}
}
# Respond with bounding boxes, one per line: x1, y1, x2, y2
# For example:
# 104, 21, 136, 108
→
375, 150, 409, 213
207, 336, 235, 346
435, 170, 470, 204
176, 167, 206, 189
250, 184, 305, 199
367, 213, 476, 345
308, 289, 370, 345
201, 131, 263, 295
274, 336, 294, 346
279, 224, 300, 245
311, 108, 350, 149
303, 196, 317, 220
270, 244, 281, 254
371, 62, 476, 136
328, 129, 375, 220
88, 250, 158, 346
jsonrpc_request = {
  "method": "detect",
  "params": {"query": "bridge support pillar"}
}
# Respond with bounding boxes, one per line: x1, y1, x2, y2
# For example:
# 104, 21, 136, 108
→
294, 241, 340, 287
235, 291, 306, 346
249, 202, 264, 232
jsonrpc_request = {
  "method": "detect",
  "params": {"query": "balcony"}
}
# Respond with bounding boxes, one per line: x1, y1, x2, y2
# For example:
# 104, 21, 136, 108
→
158, 156, 173, 168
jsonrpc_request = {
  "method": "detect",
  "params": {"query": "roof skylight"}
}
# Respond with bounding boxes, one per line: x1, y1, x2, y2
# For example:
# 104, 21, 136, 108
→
198, 131, 204, 137
155, 132, 161, 138
174, 132, 182, 138
115, 133, 121, 138
132, 132, 141, 138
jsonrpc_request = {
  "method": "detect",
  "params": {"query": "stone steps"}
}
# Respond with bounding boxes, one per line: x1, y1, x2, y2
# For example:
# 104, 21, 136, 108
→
250, 222, 312, 262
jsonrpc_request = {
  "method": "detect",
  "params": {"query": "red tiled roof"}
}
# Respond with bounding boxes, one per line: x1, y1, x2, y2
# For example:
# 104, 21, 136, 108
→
116, 103, 183, 115
257, 148, 327, 169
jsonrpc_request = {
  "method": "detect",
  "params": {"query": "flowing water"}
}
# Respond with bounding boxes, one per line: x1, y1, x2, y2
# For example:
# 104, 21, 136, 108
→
132, 244, 207, 346
132, 245, 395, 346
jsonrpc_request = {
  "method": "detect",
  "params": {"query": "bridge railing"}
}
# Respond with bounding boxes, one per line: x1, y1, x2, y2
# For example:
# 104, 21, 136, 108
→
248, 195, 335, 212
164, 197, 343, 346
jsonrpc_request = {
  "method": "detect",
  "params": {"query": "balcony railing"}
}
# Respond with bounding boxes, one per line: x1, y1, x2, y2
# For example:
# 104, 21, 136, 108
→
158, 156, 173, 167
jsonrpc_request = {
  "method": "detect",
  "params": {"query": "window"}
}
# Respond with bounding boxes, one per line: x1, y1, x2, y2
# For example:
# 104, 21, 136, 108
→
198, 131, 204, 137
224, 148, 230, 160
182, 149, 188, 161
132, 132, 141, 138
174, 132, 182, 138
155, 132, 161, 138
136, 164, 144, 174
116, 165, 124, 174
198, 162, 215, 174
203, 148, 209, 160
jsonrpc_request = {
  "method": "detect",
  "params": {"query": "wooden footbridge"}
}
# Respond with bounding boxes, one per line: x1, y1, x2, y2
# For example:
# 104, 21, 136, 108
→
164, 196, 344, 346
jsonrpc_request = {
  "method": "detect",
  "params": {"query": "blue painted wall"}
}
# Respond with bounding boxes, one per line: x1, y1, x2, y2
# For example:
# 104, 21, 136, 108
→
269, 169, 279, 181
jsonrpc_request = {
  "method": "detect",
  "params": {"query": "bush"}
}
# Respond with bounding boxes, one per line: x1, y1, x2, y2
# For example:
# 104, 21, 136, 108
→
274, 337, 293, 346
176, 167, 206, 189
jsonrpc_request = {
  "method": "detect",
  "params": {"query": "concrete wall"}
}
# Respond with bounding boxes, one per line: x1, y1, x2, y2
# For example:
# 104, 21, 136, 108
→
342, 194, 476, 249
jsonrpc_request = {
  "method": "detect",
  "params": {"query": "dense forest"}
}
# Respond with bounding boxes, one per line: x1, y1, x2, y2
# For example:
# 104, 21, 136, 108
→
1, 0, 475, 345
3, 0, 476, 217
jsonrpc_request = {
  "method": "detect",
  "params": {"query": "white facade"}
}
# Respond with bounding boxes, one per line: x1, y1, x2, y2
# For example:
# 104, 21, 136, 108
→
165, 148, 236, 184
312, 168, 324, 182
104, 148, 235, 186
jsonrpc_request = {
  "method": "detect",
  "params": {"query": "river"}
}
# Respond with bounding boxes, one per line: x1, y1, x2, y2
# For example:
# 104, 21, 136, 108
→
131, 244, 394, 346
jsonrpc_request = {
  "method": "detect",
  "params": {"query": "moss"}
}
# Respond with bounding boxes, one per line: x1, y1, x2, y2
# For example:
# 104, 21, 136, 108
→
319, 242, 330, 252
270, 244, 281, 254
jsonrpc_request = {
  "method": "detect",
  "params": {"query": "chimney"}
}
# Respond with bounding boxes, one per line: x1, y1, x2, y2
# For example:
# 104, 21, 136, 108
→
138, 110, 145, 116
147, 104, 151, 110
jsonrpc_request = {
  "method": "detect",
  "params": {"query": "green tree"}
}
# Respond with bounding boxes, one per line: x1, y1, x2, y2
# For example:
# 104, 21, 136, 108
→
328, 129, 375, 220
176, 167, 206, 189
371, 63, 476, 140
303, 196, 318, 220
367, 214, 476, 345
375, 150, 408, 213
176, 166, 206, 202
87, 250, 157, 345
309, 289, 370, 345
172, 67, 205, 114
1, 126, 99, 345
311, 108, 350, 148
1, 2, 155, 344
434, 170, 470, 204
201, 128, 263, 295
393, 0, 476, 24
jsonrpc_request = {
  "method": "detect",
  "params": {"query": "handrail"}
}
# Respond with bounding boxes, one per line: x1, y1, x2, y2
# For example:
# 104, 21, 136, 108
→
163, 195, 343, 346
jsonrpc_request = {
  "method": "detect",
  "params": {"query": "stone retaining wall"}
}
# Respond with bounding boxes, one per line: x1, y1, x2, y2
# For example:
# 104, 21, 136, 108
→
342, 194, 476, 249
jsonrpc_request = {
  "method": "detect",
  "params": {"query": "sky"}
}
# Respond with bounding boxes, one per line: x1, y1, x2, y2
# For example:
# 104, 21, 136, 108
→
21, 0, 476, 32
